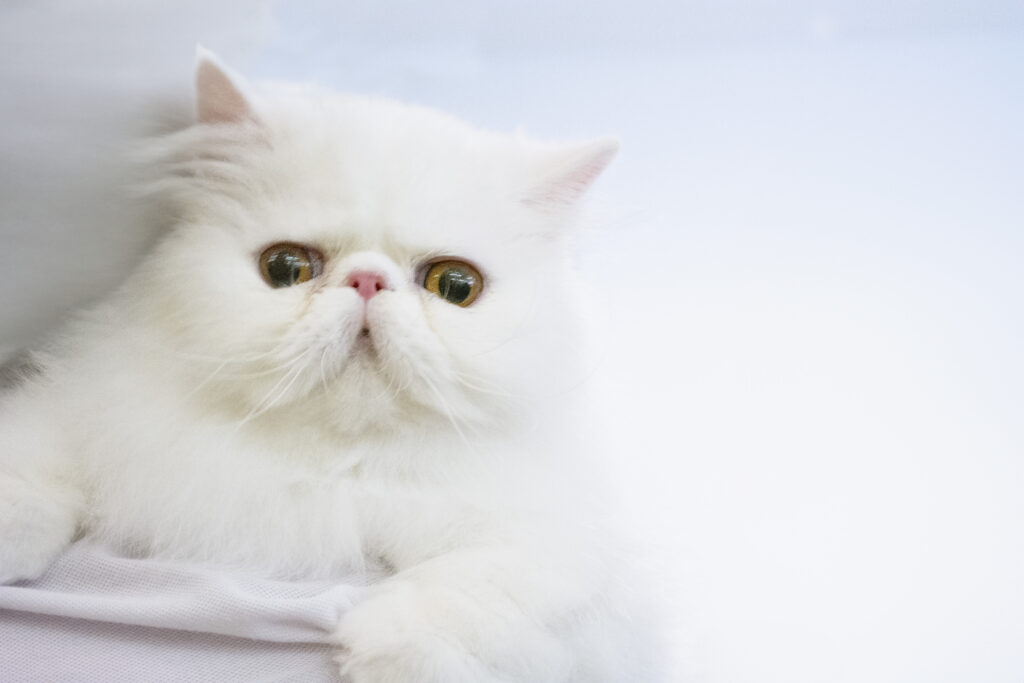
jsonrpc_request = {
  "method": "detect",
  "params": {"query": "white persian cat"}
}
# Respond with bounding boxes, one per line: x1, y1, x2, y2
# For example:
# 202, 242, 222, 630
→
0, 51, 658, 682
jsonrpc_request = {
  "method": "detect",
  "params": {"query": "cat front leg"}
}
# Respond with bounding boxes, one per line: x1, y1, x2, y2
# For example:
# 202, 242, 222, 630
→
333, 544, 590, 683
0, 473, 81, 583
0, 413, 84, 584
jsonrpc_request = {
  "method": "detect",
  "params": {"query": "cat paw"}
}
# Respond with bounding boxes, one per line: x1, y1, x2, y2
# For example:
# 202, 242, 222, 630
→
333, 582, 497, 683
0, 474, 79, 584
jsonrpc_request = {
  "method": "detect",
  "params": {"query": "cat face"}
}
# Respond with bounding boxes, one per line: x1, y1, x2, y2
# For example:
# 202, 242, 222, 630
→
134, 53, 616, 437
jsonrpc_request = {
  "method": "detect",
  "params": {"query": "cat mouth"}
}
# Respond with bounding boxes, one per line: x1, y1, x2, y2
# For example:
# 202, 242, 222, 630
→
352, 326, 375, 355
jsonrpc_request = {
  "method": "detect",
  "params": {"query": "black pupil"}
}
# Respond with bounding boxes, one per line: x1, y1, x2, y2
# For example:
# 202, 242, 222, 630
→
438, 268, 474, 303
267, 251, 303, 287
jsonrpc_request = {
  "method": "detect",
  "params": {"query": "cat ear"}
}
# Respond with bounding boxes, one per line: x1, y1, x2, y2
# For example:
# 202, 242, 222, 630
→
525, 138, 619, 208
195, 46, 256, 125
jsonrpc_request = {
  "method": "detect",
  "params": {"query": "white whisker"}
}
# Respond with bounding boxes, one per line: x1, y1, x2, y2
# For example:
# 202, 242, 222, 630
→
228, 346, 318, 434
411, 365, 478, 450
318, 346, 331, 395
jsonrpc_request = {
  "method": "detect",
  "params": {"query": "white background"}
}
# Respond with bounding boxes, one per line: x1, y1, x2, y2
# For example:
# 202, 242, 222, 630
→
2, 2, 1022, 681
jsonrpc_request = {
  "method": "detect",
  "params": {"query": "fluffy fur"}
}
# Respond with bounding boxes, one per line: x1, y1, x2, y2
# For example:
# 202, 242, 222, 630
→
0, 52, 659, 682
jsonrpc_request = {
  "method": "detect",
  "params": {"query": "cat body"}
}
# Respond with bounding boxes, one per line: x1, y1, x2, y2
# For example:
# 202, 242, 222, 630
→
0, 52, 657, 682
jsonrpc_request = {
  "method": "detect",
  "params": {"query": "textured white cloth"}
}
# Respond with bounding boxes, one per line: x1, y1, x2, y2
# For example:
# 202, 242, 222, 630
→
0, 541, 369, 682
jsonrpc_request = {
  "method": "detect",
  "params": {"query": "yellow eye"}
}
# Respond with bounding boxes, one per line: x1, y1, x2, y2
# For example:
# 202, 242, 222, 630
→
259, 243, 322, 288
423, 260, 484, 307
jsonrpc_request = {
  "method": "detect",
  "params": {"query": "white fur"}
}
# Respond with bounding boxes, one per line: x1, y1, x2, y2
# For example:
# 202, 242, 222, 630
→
0, 54, 659, 681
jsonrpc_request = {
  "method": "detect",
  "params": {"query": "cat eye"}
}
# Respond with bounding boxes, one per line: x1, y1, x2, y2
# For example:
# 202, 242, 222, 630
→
259, 243, 323, 288
422, 260, 483, 307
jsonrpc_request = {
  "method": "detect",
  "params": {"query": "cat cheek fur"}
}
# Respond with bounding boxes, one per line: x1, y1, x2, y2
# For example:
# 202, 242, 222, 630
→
0, 51, 661, 682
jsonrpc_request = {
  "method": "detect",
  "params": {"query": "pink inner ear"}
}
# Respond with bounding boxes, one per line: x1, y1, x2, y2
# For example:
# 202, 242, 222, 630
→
527, 140, 619, 208
564, 150, 615, 195
196, 59, 251, 125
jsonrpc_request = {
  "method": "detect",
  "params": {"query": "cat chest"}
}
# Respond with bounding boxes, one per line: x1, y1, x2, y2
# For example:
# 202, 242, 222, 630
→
83, 443, 488, 578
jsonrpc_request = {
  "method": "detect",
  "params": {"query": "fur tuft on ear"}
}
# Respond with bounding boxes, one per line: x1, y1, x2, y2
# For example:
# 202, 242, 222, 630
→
526, 138, 619, 208
195, 46, 255, 125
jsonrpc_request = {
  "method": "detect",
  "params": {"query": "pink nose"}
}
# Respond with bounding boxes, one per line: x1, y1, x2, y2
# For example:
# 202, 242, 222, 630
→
347, 270, 389, 301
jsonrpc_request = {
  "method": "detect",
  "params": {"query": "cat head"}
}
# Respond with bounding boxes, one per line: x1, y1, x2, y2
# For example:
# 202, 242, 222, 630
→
131, 50, 616, 439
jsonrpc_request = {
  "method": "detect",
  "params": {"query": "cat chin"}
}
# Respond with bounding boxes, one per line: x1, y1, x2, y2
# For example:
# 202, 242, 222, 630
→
314, 350, 503, 441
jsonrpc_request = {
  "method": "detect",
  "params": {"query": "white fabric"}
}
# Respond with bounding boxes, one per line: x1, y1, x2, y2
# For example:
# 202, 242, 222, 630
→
0, 541, 369, 682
